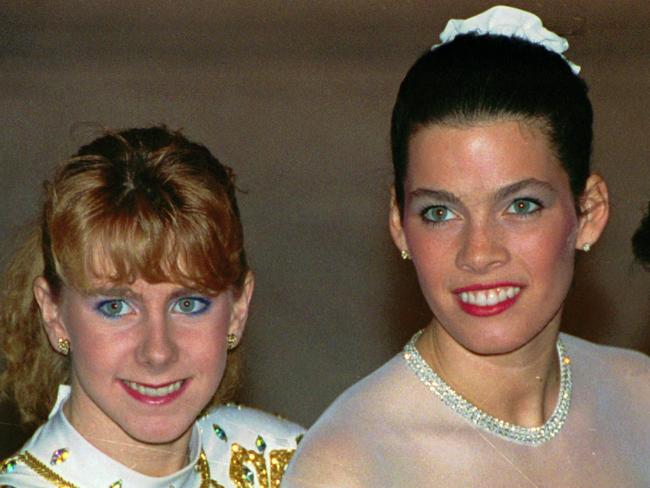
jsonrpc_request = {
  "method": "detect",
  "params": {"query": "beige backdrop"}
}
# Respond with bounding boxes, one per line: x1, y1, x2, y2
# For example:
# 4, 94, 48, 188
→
1, 0, 649, 457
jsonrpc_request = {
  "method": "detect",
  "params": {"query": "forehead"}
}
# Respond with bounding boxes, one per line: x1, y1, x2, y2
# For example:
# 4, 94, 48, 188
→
70, 241, 207, 293
406, 120, 568, 195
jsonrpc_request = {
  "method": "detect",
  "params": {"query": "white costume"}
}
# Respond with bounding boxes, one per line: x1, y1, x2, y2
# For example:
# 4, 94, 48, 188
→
283, 333, 650, 487
0, 385, 303, 487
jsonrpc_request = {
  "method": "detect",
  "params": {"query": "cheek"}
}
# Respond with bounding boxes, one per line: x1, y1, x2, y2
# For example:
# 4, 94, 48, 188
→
184, 310, 232, 379
187, 329, 228, 373
515, 213, 578, 278
404, 223, 457, 296
64, 312, 124, 376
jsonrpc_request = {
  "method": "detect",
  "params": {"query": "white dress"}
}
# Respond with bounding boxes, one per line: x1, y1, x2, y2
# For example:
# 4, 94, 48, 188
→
283, 333, 650, 487
0, 385, 304, 487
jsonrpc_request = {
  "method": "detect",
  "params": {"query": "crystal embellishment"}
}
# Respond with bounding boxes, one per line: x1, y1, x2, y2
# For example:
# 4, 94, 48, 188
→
213, 424, 227, 442
255, 435, 267, 453
403, 330, 572, 445
109, 481, 123, 488
50, 448, 70, 466
242, 465, 255, 486
1, 458, 17, 474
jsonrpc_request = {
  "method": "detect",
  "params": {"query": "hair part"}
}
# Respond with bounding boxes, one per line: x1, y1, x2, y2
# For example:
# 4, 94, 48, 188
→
1, 126, 248, 427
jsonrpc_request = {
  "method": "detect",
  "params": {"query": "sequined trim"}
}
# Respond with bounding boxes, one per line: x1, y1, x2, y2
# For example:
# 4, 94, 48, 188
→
229, 444, 295, 488
403, 330, 572, 445
268, 450, 294, 487
5, 449, 220, 487
195, 450, 225, 488
11, 451, 78, 488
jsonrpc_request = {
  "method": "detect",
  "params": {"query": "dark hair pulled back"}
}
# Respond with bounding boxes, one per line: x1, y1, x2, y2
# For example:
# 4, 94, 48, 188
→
391, 34, 593, 211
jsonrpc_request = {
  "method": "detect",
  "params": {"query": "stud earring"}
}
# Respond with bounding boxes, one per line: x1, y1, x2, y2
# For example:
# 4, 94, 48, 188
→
582, 243, 592, 252
227, 333, 239, 351
400, 249, 411, 260
57, 338, 70, 356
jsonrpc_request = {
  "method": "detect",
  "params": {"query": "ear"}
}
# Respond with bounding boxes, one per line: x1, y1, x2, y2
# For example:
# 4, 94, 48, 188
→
575, 173, 610, 250
227, 271, 254, 340
33, 276, 69, 353
389, 187, 409, 255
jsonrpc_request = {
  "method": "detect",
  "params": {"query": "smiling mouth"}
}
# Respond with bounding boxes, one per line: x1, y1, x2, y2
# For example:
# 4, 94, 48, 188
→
458, 286, 521, 306
121, 380, 185, 398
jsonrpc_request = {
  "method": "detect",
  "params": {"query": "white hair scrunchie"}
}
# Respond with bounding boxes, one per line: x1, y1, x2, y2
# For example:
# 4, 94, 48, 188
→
434, 5, 580, 74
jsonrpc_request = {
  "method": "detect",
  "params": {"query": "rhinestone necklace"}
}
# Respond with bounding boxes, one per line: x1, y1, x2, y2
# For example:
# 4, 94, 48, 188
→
403, 330, 572, 445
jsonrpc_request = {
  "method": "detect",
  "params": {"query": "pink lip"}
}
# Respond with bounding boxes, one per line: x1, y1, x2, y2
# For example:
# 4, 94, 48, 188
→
120, 379, 189, 406
453, 282, 525, 317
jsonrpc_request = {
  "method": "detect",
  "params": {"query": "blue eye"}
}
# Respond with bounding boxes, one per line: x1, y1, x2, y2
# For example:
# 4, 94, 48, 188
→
422, 206, 456, 224
172, 297, 211, 315
97, 299, 132, 318
507, 198, 542, 215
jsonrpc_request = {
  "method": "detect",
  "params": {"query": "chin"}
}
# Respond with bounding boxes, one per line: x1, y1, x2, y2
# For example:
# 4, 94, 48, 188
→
122, 416, 195, 445
455, 328, 541, 356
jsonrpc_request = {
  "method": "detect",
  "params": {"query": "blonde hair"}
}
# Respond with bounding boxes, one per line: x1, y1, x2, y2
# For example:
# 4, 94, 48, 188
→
1, 126, 248, 427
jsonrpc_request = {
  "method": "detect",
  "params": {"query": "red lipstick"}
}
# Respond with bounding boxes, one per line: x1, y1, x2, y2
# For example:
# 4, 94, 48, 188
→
453, 283, 524, 317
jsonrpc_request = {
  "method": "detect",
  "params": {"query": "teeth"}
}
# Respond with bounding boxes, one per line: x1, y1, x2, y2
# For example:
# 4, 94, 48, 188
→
124, 380, 183, 397
458, 287, 520, 307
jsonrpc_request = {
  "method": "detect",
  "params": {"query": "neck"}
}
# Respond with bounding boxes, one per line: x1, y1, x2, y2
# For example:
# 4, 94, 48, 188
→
417, 320, 562, 427
63, 401, 192, 477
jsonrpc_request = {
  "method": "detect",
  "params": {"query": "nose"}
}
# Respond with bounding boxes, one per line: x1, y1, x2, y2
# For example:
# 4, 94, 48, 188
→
135, 311, 179, 369
455, 219, 509, 273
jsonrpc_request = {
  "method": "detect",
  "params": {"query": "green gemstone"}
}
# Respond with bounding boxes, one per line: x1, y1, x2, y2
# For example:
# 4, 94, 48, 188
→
255, 435, 266, 453
109, 481, 123, 488
212, 424, 227, 442
1, 459, 17, 474
242, 465, 255, 487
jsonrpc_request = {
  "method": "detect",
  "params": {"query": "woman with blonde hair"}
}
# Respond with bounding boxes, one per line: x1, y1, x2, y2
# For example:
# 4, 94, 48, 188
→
0, 126, 303, 487
285, 6, 650, 486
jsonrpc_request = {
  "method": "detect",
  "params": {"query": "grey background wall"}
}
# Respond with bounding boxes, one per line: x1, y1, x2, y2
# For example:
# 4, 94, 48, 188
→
1, 1, 649, 456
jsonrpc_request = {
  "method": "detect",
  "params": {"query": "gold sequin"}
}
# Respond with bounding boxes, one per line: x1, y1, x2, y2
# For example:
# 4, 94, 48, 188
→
269, 450, 295, 488
229, 443, 295, 488
5, 449, 222, 488
195, 450, 225, 488
13, 451, 78, 488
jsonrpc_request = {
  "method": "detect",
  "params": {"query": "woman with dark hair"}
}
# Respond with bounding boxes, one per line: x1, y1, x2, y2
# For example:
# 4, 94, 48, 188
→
633, 202, 650, 268
285, 6, 650, 486
0, 126, 303, 487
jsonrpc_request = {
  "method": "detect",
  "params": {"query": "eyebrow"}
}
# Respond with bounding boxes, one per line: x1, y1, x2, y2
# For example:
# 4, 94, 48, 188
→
409, 178, 556, 205
82, 286, 201, 301
83, 286, 138, 299
492, 178, 557, 202
409, 188, 462, 205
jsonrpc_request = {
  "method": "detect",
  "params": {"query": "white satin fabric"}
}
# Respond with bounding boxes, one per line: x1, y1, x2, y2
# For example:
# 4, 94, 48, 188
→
284, 333, 650, 487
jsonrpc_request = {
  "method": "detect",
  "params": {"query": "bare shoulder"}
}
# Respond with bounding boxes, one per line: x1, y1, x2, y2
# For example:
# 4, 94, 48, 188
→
283, 420, 373, 488
283, 355, 417, 487
562, 333, 650, 377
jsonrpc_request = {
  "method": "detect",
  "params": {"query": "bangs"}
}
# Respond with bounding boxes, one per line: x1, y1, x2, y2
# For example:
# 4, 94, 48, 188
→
63, 208, 240, 294
48, 158, 244, 294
